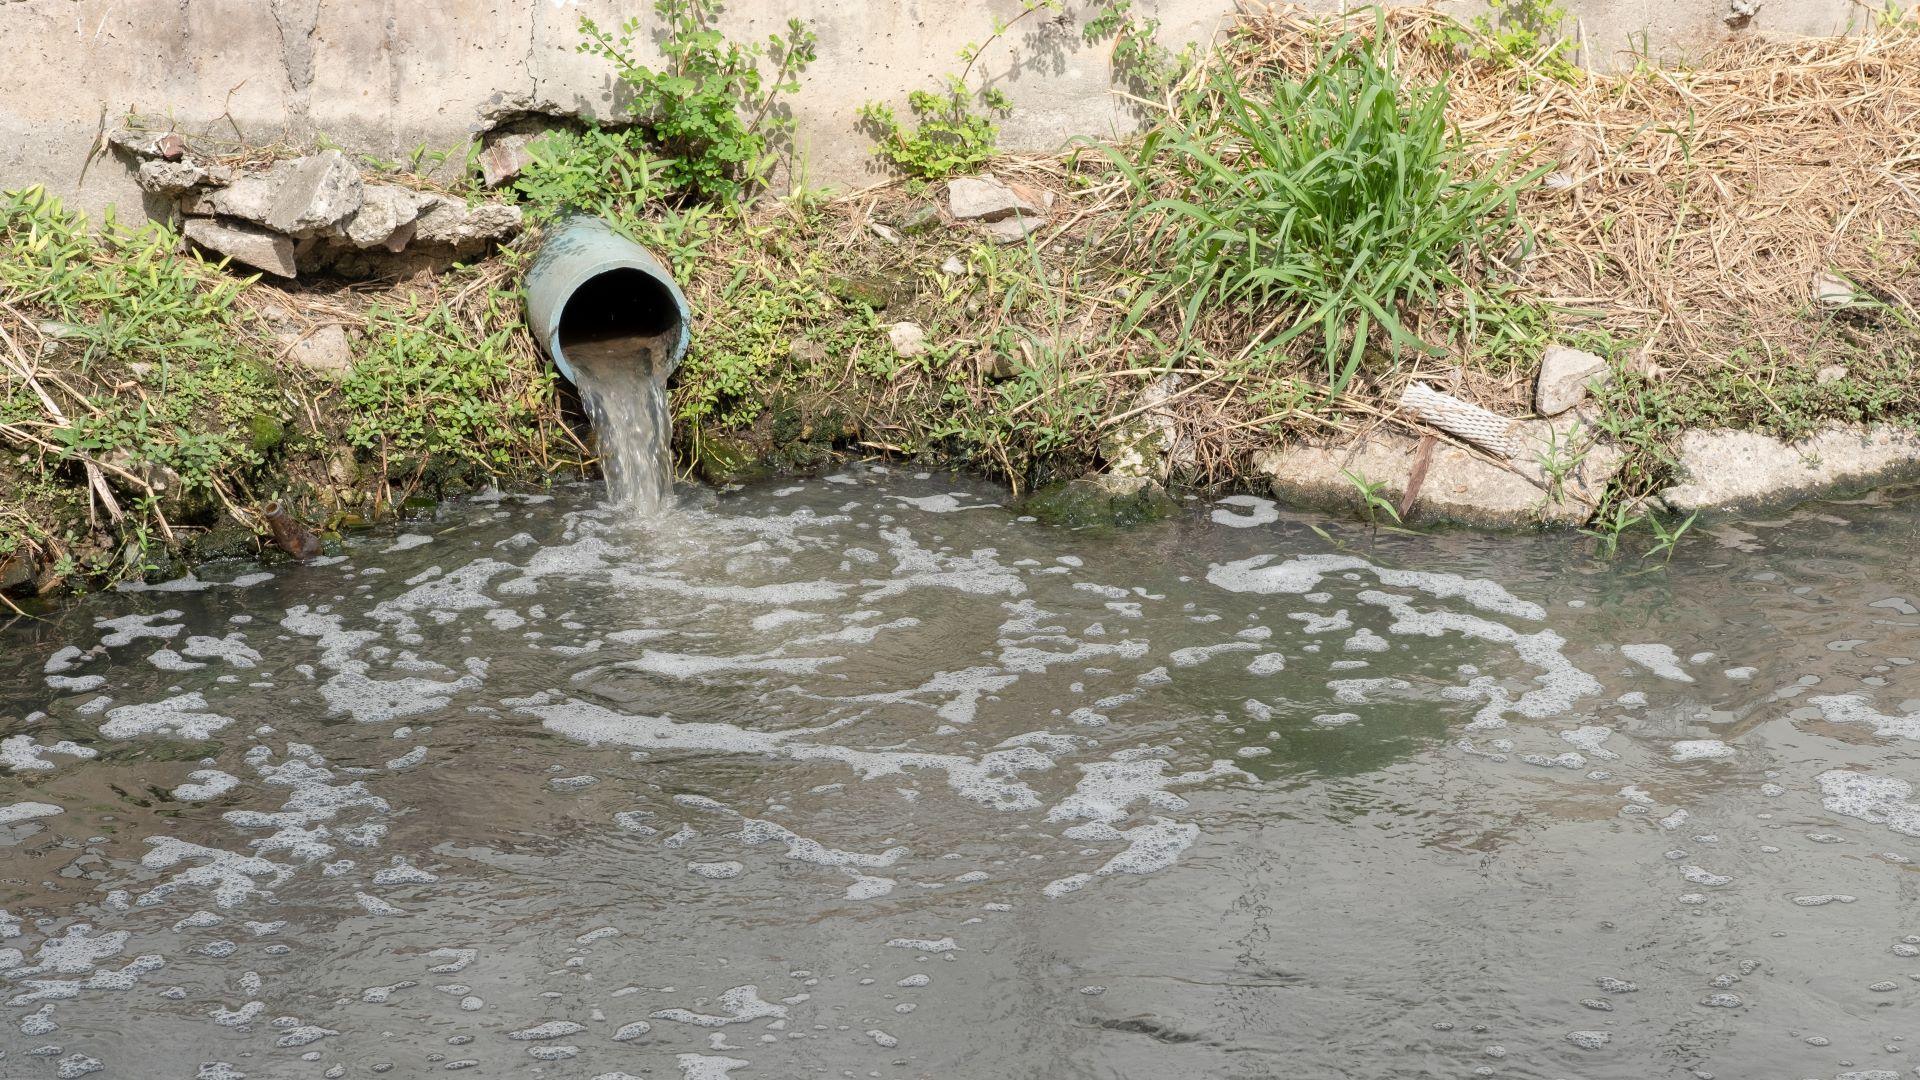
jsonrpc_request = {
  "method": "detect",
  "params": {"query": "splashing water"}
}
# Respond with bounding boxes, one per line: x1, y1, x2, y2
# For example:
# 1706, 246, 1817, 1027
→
567, 335, 674, 513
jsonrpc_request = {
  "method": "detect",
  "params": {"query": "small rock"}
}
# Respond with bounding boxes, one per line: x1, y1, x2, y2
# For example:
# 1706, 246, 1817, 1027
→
888, 322, 928, 359
137, 160, 210, 196
939, 255, 965, 276
946, 174, 1042, 222
285, 325, 354, 378
1535, 345, 1611, 416
182, 217, 297, 279
478, 134, 535, 189
156, 133, 186, 161
1816, 363, 1848, 384
1814, 271, 1856, 307
983, 214, 1046, 245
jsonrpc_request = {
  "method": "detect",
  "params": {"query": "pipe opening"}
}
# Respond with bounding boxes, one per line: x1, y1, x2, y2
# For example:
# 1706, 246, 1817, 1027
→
555, 266, 683, 381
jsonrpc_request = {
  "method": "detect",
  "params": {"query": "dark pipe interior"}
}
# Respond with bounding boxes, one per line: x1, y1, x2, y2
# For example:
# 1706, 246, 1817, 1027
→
555, 267, 682, 370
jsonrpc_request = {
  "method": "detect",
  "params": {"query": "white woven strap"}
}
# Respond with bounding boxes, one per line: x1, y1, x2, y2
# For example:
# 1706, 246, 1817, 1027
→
1398, 382, 1517, 459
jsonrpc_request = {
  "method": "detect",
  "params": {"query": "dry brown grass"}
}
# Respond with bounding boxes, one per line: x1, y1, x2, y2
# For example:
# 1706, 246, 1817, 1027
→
1235, 5, 1920, 381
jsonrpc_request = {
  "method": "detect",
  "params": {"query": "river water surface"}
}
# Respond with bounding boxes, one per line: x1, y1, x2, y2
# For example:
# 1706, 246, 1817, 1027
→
3, 470, 1918, 1080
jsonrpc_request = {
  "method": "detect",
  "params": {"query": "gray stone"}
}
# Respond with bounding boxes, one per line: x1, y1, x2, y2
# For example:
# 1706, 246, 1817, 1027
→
411, 195, 523, 247
181, 217, 297, 278
1535, 345, 1611, 416
136, 159, 208, 195
1816, 363, 1848, 384
946, 174, 1041, 222
478, 134, 534, 188
982, 213, 1045, 245
337, 184, 423, 249
1660, 425, 1920, 512
264, 150, 364, 236
282, 324, 354, 379
887, 321, 927, 358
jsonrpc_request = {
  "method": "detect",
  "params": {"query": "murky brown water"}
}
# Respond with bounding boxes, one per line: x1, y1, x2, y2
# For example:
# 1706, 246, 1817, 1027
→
3, 471, 1918, 1080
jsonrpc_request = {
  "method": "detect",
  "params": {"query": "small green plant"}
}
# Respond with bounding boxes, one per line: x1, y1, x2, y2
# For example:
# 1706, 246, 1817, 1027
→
1084, 0, 1196, 92
1113, 24, 1542, 395
1433, 0, 1578, 82
1533, 422, 1588, 505
578, 1, 817, 202
858, 1, 1061, 179
1579, 501, 1643, 558
1642, 510, 1697, 563
1342, 468, 1403, 527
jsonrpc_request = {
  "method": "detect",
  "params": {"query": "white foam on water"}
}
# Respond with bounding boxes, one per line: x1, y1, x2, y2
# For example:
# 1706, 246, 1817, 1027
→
1209, 554, 1545, 620
1621, 643, 1695, 683
100, 694, 233, 740
688, 861, 743, 879
521, 695, 1061, 812
652, 985, 787, 1027
1046, 751, 1250, 826
95, 611, 185, 647
1560, 726, 1618, 758
1671, 740, 1736, 762
1210, 495, 1280, 528
1, 736, 97, 773
172, 771, 241, 801
1817, 770, 1920, 837
1045, 817, 1200, 898
0, 802, 64, 825
675, 1055, 750, 1080
383, 534, 434, 553
1169, 641, 1263, 667
1809, 694, 1920, 741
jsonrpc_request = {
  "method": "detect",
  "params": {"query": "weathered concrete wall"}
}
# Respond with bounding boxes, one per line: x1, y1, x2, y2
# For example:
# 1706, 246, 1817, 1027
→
0, 0, 1860, 221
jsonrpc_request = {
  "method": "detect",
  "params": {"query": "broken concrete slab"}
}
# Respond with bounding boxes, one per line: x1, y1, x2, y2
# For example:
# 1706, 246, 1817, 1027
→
411, 194, 523, 247
1536, 345, 1612, 416
1250, 414, 1622, 528
337, 184, 423, 249
182, 217, 297, 278
136, 160, 209, 196
181, 164, 293, 222
947, 174, 1042, 222
1660, 425, 1920, 513
265, 150, 364, 236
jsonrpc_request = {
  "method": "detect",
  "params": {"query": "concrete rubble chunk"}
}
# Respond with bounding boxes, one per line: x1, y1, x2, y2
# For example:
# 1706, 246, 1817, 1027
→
283, 324, 354, 379
947, 174, 1043, 222
136, 160, 208, 196
1660, 425, 1920, 512
264, 150, 364, 236
1535, 345, 1612, 416
411, 195, 523, 247
182, 217, 297, 279
337, 184, 424, 249
181, 164, 294, 223
1250, 413, 1622, 528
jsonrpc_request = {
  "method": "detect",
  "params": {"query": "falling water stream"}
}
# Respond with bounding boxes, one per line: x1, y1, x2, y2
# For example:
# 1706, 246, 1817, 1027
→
3, 470, 1918, 1080
566, 334, 675, 514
